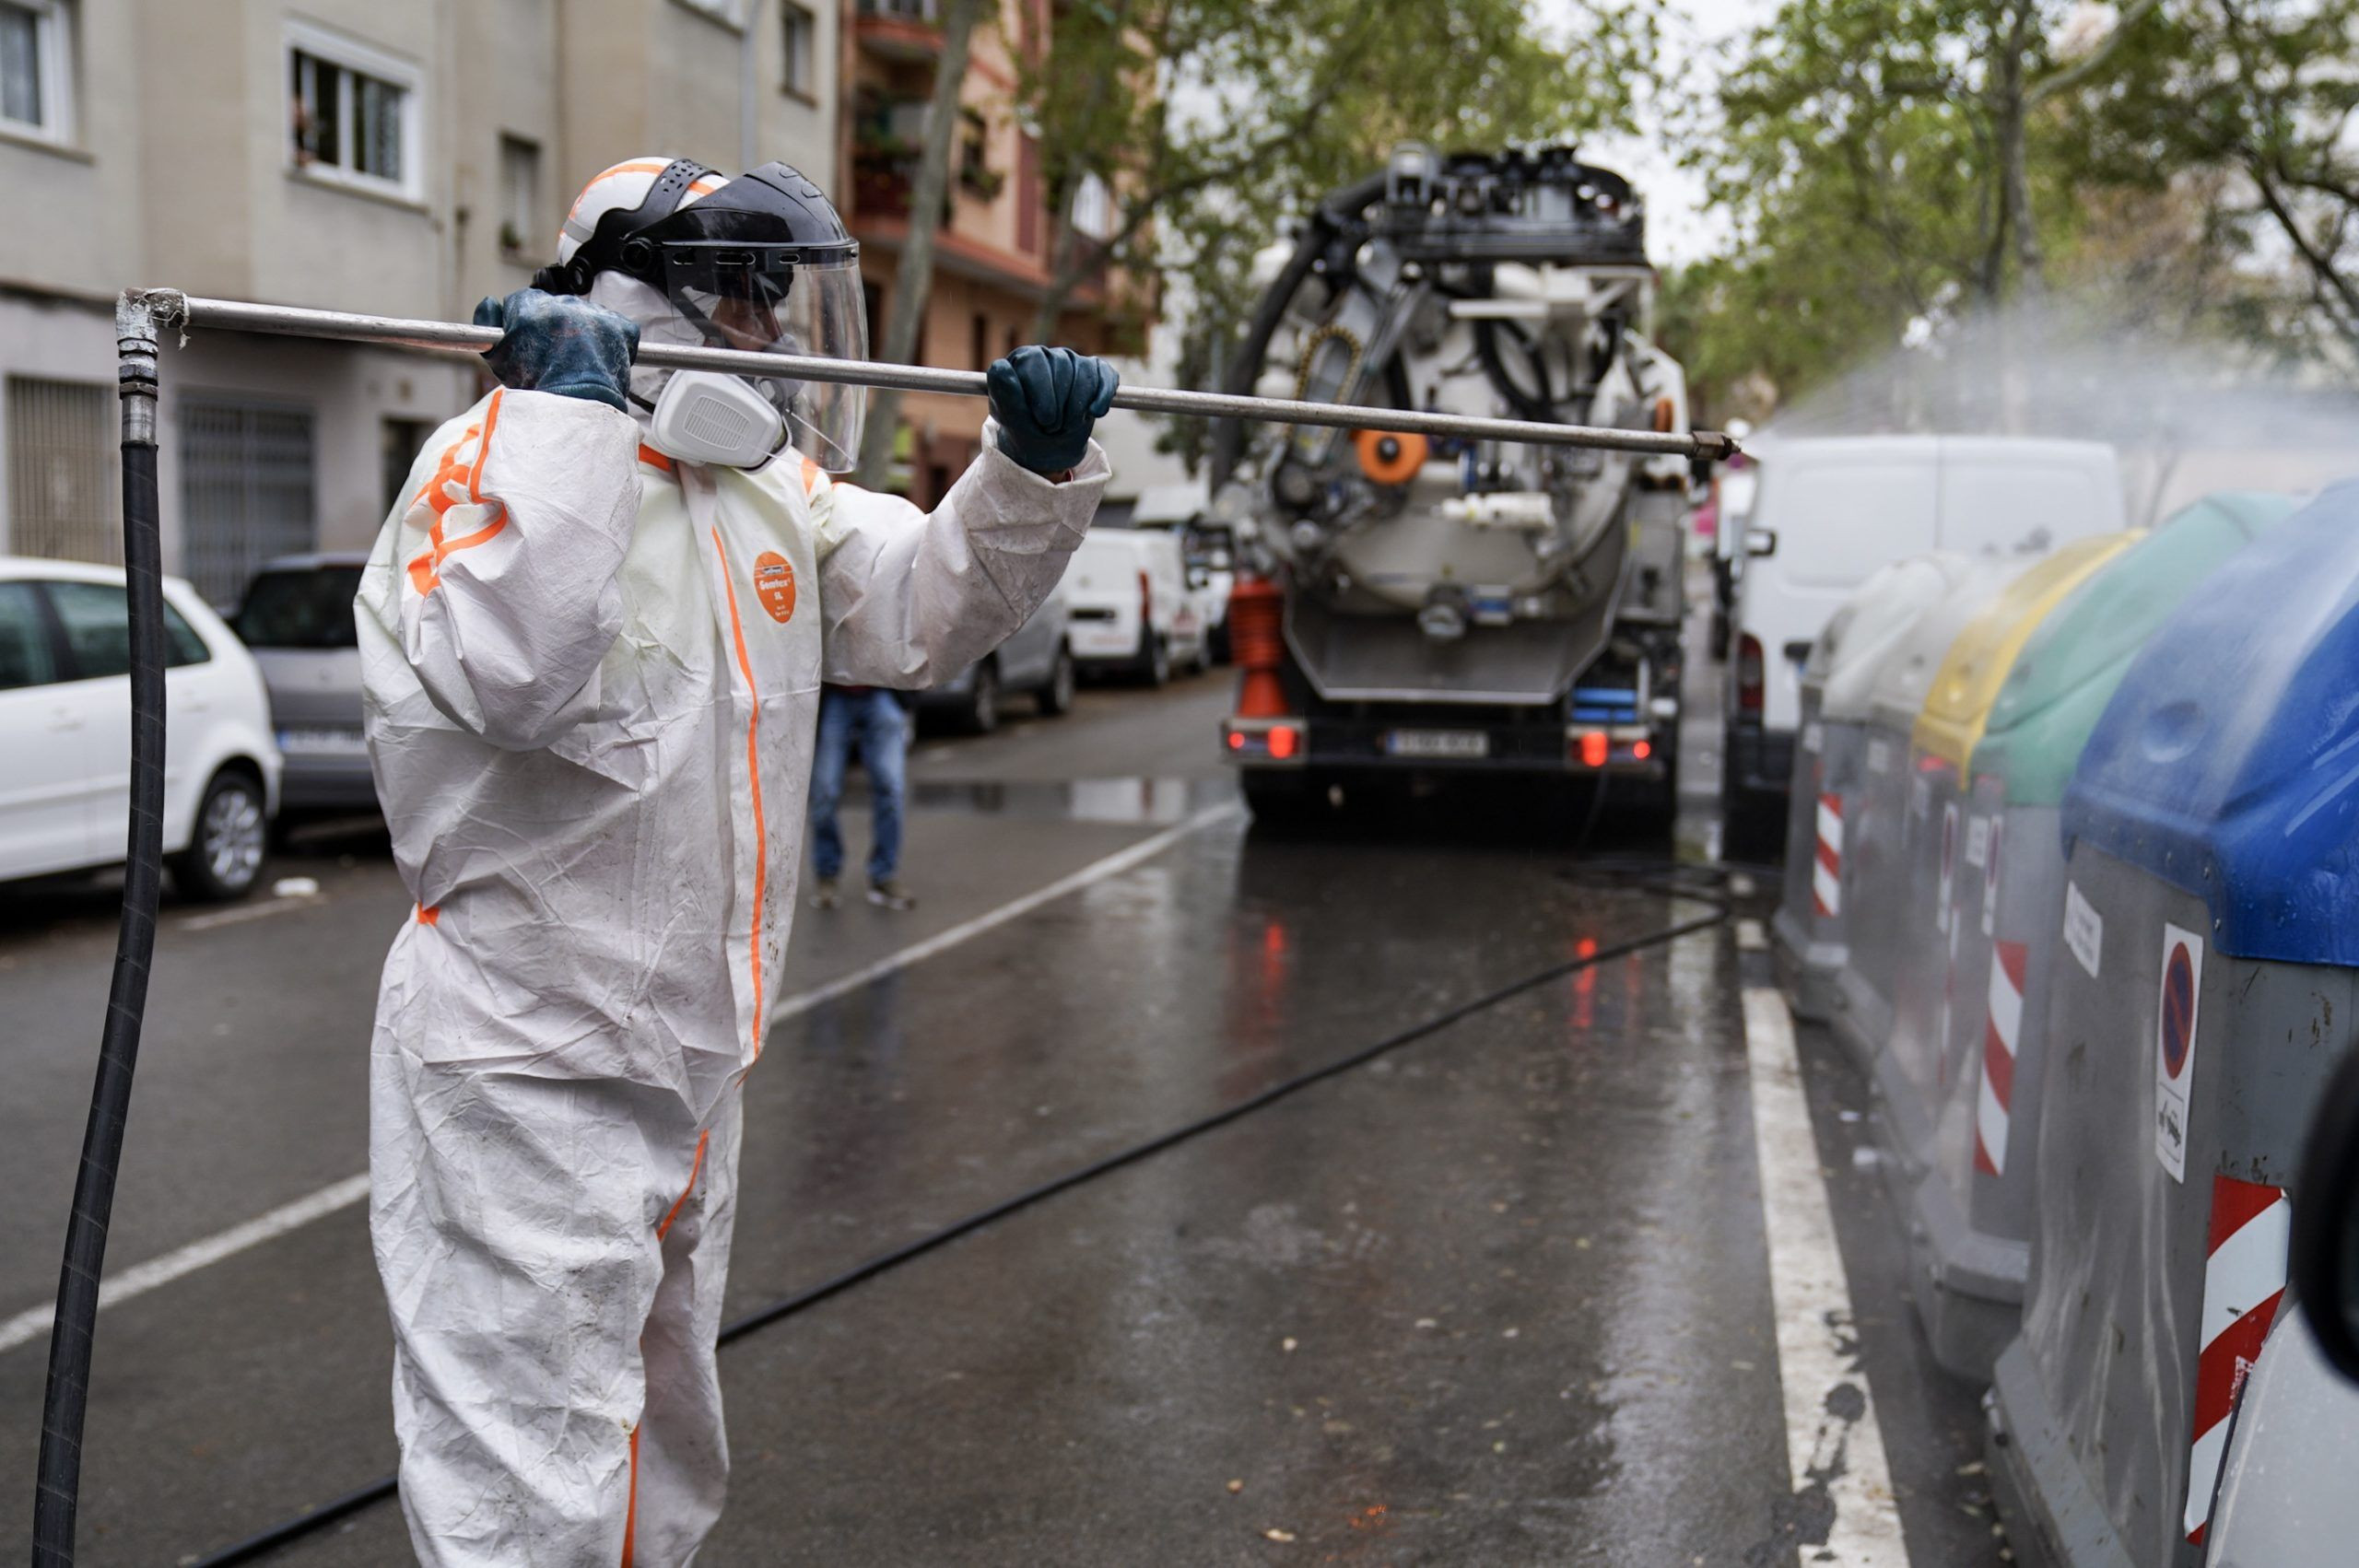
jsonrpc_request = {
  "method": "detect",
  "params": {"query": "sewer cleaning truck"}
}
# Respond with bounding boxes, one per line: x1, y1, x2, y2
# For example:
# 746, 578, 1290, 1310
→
1209, 143, 1696, 825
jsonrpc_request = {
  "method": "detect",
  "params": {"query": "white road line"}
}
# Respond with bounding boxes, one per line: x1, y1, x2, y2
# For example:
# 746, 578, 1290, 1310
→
1743, 984, 1911, 1565
1, 803, 1242, 1357
1735, 918, 1768, 951
178, 895, 321, 932
770, 801, 1243, 1024
0, 1174, 371, 1355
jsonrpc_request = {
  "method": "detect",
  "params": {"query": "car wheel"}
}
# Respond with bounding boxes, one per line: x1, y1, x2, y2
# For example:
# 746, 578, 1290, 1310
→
1038, 645, 1076, 717
173, 767, 269, 902
961, 659, 1002, 735
1142, 632, 1172, 688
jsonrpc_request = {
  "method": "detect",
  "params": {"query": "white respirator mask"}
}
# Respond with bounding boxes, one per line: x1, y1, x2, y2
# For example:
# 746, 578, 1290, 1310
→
645, 370, 789, 470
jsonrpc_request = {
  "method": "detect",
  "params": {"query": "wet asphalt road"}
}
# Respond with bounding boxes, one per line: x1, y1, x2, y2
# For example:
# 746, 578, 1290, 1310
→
2, 637, 2006, 1565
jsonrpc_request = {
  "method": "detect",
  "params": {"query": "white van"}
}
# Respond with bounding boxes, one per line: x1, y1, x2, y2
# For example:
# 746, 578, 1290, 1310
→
1064, 527, 1207, 685
1723, 436, 2125, 846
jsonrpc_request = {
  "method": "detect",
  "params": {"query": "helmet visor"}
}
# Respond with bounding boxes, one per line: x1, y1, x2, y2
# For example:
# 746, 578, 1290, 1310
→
667, 250, 869, 473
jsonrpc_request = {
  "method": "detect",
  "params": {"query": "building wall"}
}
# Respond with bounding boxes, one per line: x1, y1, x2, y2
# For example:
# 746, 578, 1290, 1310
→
842, 0, 1135, 505
0, 0, 844, 599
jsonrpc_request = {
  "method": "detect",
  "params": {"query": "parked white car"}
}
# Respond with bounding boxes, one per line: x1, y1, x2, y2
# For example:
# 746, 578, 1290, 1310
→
1063, 526, 1209, 685
0, 558, 280, 899
1130, 480, 1231, 663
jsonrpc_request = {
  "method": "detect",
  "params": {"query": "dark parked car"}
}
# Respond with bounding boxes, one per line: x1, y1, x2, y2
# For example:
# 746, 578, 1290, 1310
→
235, 552, 375, 813
914, 583, 1075, 734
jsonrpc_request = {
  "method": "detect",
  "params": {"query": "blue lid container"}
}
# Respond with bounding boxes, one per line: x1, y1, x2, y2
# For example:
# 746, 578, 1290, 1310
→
2063, 481, 2359, 964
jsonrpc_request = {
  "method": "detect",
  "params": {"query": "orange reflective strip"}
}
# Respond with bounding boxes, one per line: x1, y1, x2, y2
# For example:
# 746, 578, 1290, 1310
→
415, 904, 439, 926
619, 1422, 640, 1568
407, 391, 511, 596
656, 1130, 710, 1242
708, 529, 768, 1059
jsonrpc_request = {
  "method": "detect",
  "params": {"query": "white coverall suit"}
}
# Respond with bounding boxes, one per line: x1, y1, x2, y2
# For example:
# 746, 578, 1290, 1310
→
359, 384, 1106, 1565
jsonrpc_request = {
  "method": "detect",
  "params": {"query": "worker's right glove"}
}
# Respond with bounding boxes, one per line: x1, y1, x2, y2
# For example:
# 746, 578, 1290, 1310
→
987, 345, 1119, 476
473, 289, 640, 414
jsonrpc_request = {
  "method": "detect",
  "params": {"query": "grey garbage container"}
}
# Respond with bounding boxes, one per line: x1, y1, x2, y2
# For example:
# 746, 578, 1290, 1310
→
1831, 556, 2031, 1075
1903, 497, 2298, 1384
1776, 553, 1969, 1021
1986, 482, 2359, 1568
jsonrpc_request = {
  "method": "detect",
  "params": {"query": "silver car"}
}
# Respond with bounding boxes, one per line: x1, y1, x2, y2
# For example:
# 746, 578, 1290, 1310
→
233, 552, 375, 813
915, 583, 1075, 734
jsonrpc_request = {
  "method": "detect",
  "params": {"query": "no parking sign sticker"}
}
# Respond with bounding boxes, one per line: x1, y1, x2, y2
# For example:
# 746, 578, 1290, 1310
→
2155, 923, 2203, 1183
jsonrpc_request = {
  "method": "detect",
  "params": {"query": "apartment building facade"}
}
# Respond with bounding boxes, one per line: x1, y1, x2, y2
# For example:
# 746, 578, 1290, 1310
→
841, 0, 1142, 506
0, 0, 840, 605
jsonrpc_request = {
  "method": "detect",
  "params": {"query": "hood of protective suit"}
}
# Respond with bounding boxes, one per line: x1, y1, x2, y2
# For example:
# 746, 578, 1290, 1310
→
585, 270, 701, 417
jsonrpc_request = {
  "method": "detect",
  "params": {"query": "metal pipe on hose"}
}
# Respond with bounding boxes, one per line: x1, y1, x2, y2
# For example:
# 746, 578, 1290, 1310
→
146, 290, 1742, 463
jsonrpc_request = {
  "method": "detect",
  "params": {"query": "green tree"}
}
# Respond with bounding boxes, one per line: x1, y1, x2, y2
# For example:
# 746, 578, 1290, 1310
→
1015, 0, 1658, 427
1664, 0, 2191, 413
854, 0, 992, 488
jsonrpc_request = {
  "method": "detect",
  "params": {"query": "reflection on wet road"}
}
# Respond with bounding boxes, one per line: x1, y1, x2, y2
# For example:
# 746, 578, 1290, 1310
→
0, 672, 1998, 1566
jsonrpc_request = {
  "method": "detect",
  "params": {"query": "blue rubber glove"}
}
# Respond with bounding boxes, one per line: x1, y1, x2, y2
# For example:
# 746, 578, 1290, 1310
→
473, 289, 640, 414
987, 345, 1119, 475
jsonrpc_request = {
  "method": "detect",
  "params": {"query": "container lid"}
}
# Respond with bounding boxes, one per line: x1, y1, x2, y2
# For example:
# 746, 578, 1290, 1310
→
1811, 552, 1972, 722
1865, 556, 2036, 737
1911, 534, 2140, 768
2064, 481, 2359, 965
1974, 493, 2303, 807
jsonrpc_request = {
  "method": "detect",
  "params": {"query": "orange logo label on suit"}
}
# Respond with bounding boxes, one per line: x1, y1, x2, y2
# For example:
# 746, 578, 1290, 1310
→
753, 552, 796, 623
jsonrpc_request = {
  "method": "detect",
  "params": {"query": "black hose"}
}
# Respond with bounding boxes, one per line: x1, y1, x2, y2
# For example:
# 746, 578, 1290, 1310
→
182, 874, 1730, 1567
33, 415, 168, 1562
1208, 171, 1389, 493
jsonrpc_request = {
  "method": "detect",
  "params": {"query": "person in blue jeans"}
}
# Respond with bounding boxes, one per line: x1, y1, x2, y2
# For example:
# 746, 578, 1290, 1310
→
808, 684, 915, 909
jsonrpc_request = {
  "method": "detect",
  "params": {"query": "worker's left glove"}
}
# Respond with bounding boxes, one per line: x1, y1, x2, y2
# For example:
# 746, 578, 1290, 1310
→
473, 289, 640, 414
987, 345, 1119, 476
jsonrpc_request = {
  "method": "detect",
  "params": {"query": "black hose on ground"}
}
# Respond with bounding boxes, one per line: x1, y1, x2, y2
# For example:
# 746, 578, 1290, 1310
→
182, 867, 1733, 1567
33, 303, 169, 1568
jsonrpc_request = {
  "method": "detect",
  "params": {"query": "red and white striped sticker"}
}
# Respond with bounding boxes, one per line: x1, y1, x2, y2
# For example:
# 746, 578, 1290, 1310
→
1976, 941, 2027, 1176
2183, 1172, 2291, 1544
1812, 793, 1843, 918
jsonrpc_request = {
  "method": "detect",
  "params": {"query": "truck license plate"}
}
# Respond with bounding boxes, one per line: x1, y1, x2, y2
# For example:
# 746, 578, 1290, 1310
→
1386, 729, 1488, 759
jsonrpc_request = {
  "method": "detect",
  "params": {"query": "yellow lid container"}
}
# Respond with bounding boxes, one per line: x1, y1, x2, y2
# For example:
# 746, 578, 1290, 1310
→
1911, 533, 2141, 768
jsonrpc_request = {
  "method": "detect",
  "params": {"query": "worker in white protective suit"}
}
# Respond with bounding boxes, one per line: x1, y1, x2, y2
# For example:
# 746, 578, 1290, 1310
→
357, 156, 1116, 1567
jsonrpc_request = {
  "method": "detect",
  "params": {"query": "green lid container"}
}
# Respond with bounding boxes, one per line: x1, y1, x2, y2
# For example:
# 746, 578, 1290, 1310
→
1970, 492, 2304, 806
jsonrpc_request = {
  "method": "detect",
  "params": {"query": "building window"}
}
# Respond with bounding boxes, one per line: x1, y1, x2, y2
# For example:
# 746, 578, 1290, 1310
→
181, 398, 316, 609
673, 0, 749, 26
287, 23, 419, 196
957, 109, 1002, 201
499, 135, 541, 257
781, 2, 816, 99
0, 0, 72, 142
382, 415, 438, 515
6, 376, 115, 564
1071, 172, 1115, 241
970, 312, 991, 372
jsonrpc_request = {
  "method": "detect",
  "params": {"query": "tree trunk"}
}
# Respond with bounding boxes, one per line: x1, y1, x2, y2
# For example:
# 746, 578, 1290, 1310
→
1996, 3, 2044, 296
853, 0, 988, 489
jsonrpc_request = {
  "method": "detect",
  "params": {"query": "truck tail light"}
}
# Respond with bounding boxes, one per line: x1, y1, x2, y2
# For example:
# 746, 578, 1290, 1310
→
1737, 634, 1765, 716
1139, 569, 1153, 626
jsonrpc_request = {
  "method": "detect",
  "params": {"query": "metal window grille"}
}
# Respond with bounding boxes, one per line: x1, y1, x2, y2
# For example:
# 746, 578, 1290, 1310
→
6, 374, 118, 565
180, 397, 315, 608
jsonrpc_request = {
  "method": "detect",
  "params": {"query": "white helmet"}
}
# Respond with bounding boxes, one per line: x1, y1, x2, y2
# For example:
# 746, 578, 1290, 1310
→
540, 156, 869, 470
